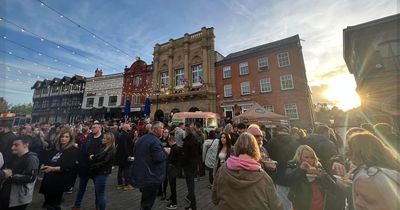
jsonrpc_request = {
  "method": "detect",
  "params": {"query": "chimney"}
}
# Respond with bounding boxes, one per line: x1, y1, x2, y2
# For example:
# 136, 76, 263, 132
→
95, 68, 103, 77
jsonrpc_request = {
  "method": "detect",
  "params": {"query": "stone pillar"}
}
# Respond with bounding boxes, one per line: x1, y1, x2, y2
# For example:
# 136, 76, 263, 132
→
153, 44, 160, 90
202, 46, 208, 84
184, 34, 190, 87
168, 54, 173, 89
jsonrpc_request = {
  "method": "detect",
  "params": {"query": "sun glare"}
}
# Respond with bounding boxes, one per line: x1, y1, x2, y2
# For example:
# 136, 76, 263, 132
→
323, 76, 361, 111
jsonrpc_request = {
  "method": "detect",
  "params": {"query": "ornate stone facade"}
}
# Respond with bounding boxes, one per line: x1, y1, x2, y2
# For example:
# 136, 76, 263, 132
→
151, 27, 217, 120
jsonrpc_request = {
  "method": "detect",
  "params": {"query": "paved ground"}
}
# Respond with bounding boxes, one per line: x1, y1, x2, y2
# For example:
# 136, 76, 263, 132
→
29, 168, 217, 210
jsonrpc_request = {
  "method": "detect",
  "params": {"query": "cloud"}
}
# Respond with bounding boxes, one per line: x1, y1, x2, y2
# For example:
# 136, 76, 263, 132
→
310, 84, 331, 104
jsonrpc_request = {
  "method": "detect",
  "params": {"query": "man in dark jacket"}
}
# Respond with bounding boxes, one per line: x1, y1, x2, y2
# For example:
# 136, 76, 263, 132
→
0, 135, 39, 210
0, 122, 16, 168
116, 123, 134, 190
131, 121, 168, 210
182, 127, 200, 210
267, 126, 300, 210
73, 121, 104, 210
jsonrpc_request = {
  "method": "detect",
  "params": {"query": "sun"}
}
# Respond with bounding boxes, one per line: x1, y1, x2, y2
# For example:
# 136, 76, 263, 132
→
323, 76, 361, 111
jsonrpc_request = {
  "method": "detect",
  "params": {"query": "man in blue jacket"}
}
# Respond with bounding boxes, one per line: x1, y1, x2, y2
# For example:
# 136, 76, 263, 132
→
131, 121, 168, 210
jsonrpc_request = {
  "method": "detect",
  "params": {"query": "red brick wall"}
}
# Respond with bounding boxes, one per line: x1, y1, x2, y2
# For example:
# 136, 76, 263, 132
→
216, 45, 314, 128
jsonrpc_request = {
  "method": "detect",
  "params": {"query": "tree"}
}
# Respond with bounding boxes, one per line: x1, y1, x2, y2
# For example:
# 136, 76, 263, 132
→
10, 103, 32, 116
0, 97, 10, 113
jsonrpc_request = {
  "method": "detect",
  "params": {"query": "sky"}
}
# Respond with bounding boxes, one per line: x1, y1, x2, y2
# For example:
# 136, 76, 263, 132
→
0, 0, 397, 111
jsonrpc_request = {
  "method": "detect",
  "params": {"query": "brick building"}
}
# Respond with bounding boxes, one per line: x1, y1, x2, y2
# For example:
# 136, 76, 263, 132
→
121, 59, 153, 118
150, 27, 218, 121
344, 14, 399, 132
215, 35, 314, 128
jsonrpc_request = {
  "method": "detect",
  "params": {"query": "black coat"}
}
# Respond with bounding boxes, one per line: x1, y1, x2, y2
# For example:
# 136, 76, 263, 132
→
266, 134, 300, 185
116, 131, 133, 167
39, 146, 79, 194
77, 134, 103, 177
182, 134, 199, 172
0, 131, 16, 168
89, 146, 116, 177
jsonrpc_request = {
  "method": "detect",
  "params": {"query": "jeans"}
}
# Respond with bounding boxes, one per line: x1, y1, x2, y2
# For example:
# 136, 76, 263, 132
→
184, 169, 196, 208
168, 172, 177, 205
117, 165, 130, 185
140, 185, 159, 210
206, 166, 214, 185
275, 184, 293, 210
74, 175, 108, 210
74, 176, 89, 207
93, 175, 108, 210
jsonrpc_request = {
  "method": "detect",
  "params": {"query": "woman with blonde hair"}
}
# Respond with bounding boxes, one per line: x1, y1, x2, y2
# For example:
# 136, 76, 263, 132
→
285, 145, 337, 210
39, 129, 79, 210
212, 132, 282, 210
88, 132, 116, 210
347, 132, 400, 210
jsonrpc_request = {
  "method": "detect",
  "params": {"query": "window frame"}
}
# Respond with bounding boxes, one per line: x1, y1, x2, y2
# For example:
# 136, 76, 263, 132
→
240, 81, 250, 95
277, 52, 290, 68
224, 84, 233, 97
258, 57, 269, 71
239, 62, 249, 75
223, 66, 231, 79
175, 68, 185, 88
86, 98, 94, 108
108, 96, 118, 106
284, 103, 299, 120
280, 74, 294, 90
192, 64, 203, 86
260, 77, 272, 93
160, 71, 169, 89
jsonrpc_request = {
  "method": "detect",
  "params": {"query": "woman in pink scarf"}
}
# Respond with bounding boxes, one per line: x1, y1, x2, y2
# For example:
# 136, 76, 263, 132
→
212, 132, 282, 210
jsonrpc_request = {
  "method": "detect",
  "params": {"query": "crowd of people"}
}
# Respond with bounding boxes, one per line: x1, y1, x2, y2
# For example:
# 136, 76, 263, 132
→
0, 118, 399, 210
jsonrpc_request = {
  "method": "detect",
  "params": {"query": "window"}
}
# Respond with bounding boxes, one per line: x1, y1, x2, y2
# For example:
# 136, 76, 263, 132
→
98, 97, 104, 107
278, 52, 290, 67
71, 97, 80, 106
280, 74, 294, 90
34, 89, 41, 95
160, 72, 169, 88
224, 84, 232, 97
239, 62, 249, 75
240, 81, 250, 95
42, 88, 48, 94
260, 78, 272, 93
108, 96, 118, 106
192, 64, 203, 85
264, 105, 274, 112
175, 69, 185, 87
133, 95, 141, 104
258, 57, 268, 71
224, 107, 233, 118
62, 85, 69, 92
51, 86, 59, 93
86, 98, 94, 108
51, 99, 60, 107
284, 103, 299, 119
42, 99, 49, 108
241, 105, 252, 113
223, 66, 231, 78
61, 98, 69, 106
134, 76, 142, 86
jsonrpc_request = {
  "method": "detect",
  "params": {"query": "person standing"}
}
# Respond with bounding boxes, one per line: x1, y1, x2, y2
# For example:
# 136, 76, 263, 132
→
0, 121, 16, 168
0, 135, 40, 210
131, 121, 168, 210
72, 121, 104, 210
166, 137, 180, 210
39, 129, 79, 210
182, 127, 200, 210
116, 123, 134, 190
212, 132, 282, 210
88, 132, 116, 210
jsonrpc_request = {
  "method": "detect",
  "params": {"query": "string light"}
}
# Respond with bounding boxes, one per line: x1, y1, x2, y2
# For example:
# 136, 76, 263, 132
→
0, 16, 120, 72
36, 0, 135, 59
3, 35, 95, 75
